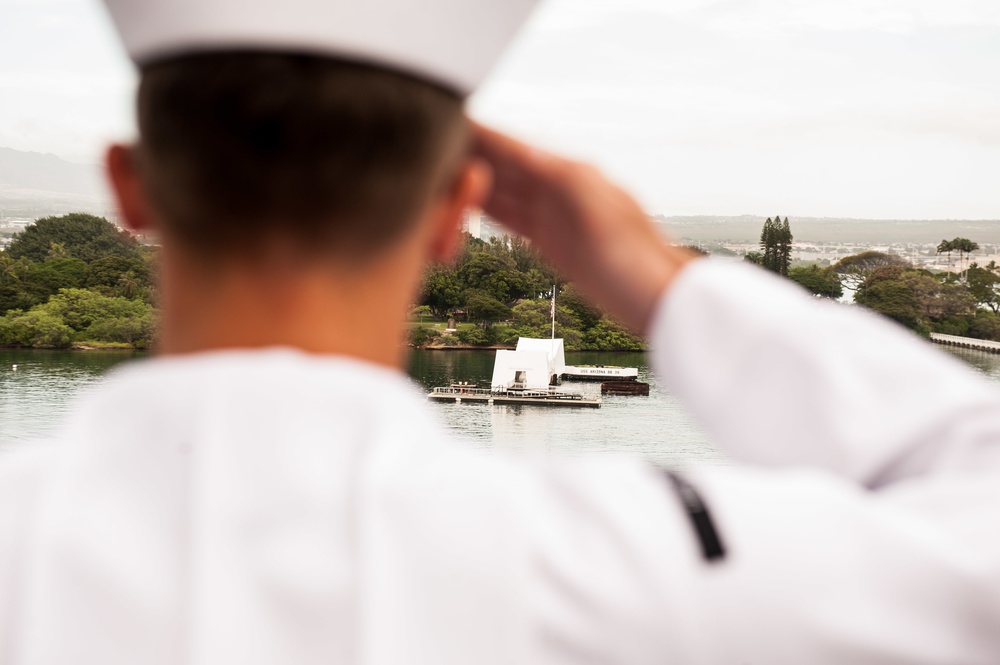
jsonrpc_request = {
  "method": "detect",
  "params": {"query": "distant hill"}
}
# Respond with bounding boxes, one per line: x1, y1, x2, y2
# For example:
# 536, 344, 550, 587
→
654, 215, 1000, 245
0, 146, 107, 219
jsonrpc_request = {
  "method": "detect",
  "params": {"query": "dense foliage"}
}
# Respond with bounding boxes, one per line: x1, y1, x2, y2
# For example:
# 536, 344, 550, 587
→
5, 213, 141, 264
12, 212, 1000, 352
744, 215, 1000, 342
0, 214, 156, 349
787, 265, 843, 299
416, 234, 645, 350
3, 217, 645, 351
828, 251, 1000, 341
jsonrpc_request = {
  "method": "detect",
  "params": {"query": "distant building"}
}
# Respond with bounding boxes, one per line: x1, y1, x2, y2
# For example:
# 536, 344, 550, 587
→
462, 209, 506, 241
463, 209, 484, 238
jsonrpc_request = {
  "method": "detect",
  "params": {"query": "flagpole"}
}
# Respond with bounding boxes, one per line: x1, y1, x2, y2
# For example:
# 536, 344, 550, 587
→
551, 284, 556, 340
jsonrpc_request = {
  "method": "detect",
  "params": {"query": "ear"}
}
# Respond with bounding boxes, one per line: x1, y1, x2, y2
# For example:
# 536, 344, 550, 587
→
105, 144, 156, 234
426, 158, 492, 264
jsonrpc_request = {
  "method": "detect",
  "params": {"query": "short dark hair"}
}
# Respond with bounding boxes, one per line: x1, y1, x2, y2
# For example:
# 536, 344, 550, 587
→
136, 52, 468, 259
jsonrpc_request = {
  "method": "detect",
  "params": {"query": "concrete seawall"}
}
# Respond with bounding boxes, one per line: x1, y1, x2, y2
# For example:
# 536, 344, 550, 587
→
930, 333, 1000, 354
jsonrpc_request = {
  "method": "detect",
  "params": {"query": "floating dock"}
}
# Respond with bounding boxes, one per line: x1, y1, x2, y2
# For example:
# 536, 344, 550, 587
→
427, 386, 601, 408
601, 380, 649, 396
563, 365, 639, 381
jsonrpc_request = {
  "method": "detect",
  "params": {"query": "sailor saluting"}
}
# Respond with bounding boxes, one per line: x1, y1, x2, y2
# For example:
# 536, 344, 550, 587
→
1, 0, 999, 663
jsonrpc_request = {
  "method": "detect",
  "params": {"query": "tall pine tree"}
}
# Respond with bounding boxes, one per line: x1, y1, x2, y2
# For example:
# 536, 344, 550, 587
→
760, 217, 776, 272
758, 216, 793, 276
778, 216, 793, 276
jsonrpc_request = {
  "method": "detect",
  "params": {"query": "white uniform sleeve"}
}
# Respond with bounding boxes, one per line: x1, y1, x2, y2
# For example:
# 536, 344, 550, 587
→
522, 260, 1000, 663
524, 456, 1000, 664
649, 259, 1000, 486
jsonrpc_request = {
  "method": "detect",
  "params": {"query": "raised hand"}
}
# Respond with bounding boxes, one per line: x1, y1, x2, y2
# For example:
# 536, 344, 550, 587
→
472, 123, 699, 333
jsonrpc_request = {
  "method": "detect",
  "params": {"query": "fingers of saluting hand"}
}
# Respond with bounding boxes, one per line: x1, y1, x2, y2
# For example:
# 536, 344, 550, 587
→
468, 121, 698, 333
470, 122, 569, 237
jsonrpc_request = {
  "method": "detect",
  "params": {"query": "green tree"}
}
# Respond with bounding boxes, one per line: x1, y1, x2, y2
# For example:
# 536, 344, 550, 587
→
788, 265, 843, 299
22, 258, 88, 304
777, 216, 793, 276
408, 325, 440, 347
937, 239, 954, 269
456, 326, 491, 346
47, 241, 70, 260
758, 216, 793, 276
759, 217, 777, 272
951, 238, 979, 278
39, 288, 152, 334
0, 309, 74, 348
508, 299, 583, 349
464, 290, 512, 327
584, 317, 645, 351
85, 255, 151, 295
969, 312, 1000, 342
116, 271, 142, 299
0, 254, 35, 314
419, 265, 462, 319
853, 265, 974, 335
854, 272, 925, 331
833, 251, 910, 295
506, 235, 556, 285
459, 252, 534, 305
6, 213, 141, 264
968, 262, 1000, 314
409, 305, 433, 323
558, 283, 603, 331
84, 312, 157, 346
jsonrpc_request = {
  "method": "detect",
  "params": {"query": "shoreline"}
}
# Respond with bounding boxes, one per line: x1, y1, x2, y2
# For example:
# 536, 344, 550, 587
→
0, 344, 145, 352
3, 343, 646, 353
409, 344, 648, 353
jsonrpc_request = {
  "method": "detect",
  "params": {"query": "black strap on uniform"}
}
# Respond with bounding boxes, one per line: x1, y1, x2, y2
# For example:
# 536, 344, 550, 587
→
664, 470, 726, 563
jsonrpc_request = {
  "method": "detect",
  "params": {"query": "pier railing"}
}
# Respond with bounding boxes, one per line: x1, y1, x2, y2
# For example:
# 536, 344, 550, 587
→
930, 333, 1000, 354
430, 386, 496, 397
429, 386, 586, 400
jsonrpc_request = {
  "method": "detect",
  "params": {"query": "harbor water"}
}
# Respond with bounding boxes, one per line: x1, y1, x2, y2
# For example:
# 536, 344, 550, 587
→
3, 345, 999, 467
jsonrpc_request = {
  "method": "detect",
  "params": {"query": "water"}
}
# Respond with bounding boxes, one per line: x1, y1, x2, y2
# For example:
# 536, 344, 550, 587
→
6, 345, 1000, 467
942, 346, 1000, 380
0, 349, 146, 444
1, 348, 719, 467
409, 350, 720, 467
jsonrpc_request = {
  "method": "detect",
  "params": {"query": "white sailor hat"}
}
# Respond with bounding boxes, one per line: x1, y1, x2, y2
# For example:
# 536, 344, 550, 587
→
100, 0, 540, 97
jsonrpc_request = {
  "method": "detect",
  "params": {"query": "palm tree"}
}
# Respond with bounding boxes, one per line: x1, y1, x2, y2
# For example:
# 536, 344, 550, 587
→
937, 239, 955, 270
117, 271, 140, 299
955, 238, 979, 280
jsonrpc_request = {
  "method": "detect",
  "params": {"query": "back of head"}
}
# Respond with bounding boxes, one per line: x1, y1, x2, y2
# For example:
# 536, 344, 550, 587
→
102, 0, 540, 262
137, 52, 468, 260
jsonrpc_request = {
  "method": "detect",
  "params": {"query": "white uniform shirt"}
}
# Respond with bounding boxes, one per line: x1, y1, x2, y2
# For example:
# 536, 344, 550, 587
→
2, 259, 1000, 664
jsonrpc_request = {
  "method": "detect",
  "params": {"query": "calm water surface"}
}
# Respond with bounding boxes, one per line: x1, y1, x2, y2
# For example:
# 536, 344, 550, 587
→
4, 345, 999, 467
409, 350, 719, 466
0, 349, 146, 445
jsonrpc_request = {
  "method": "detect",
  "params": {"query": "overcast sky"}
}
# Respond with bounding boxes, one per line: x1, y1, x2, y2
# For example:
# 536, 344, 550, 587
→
1, 0, 998, 219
